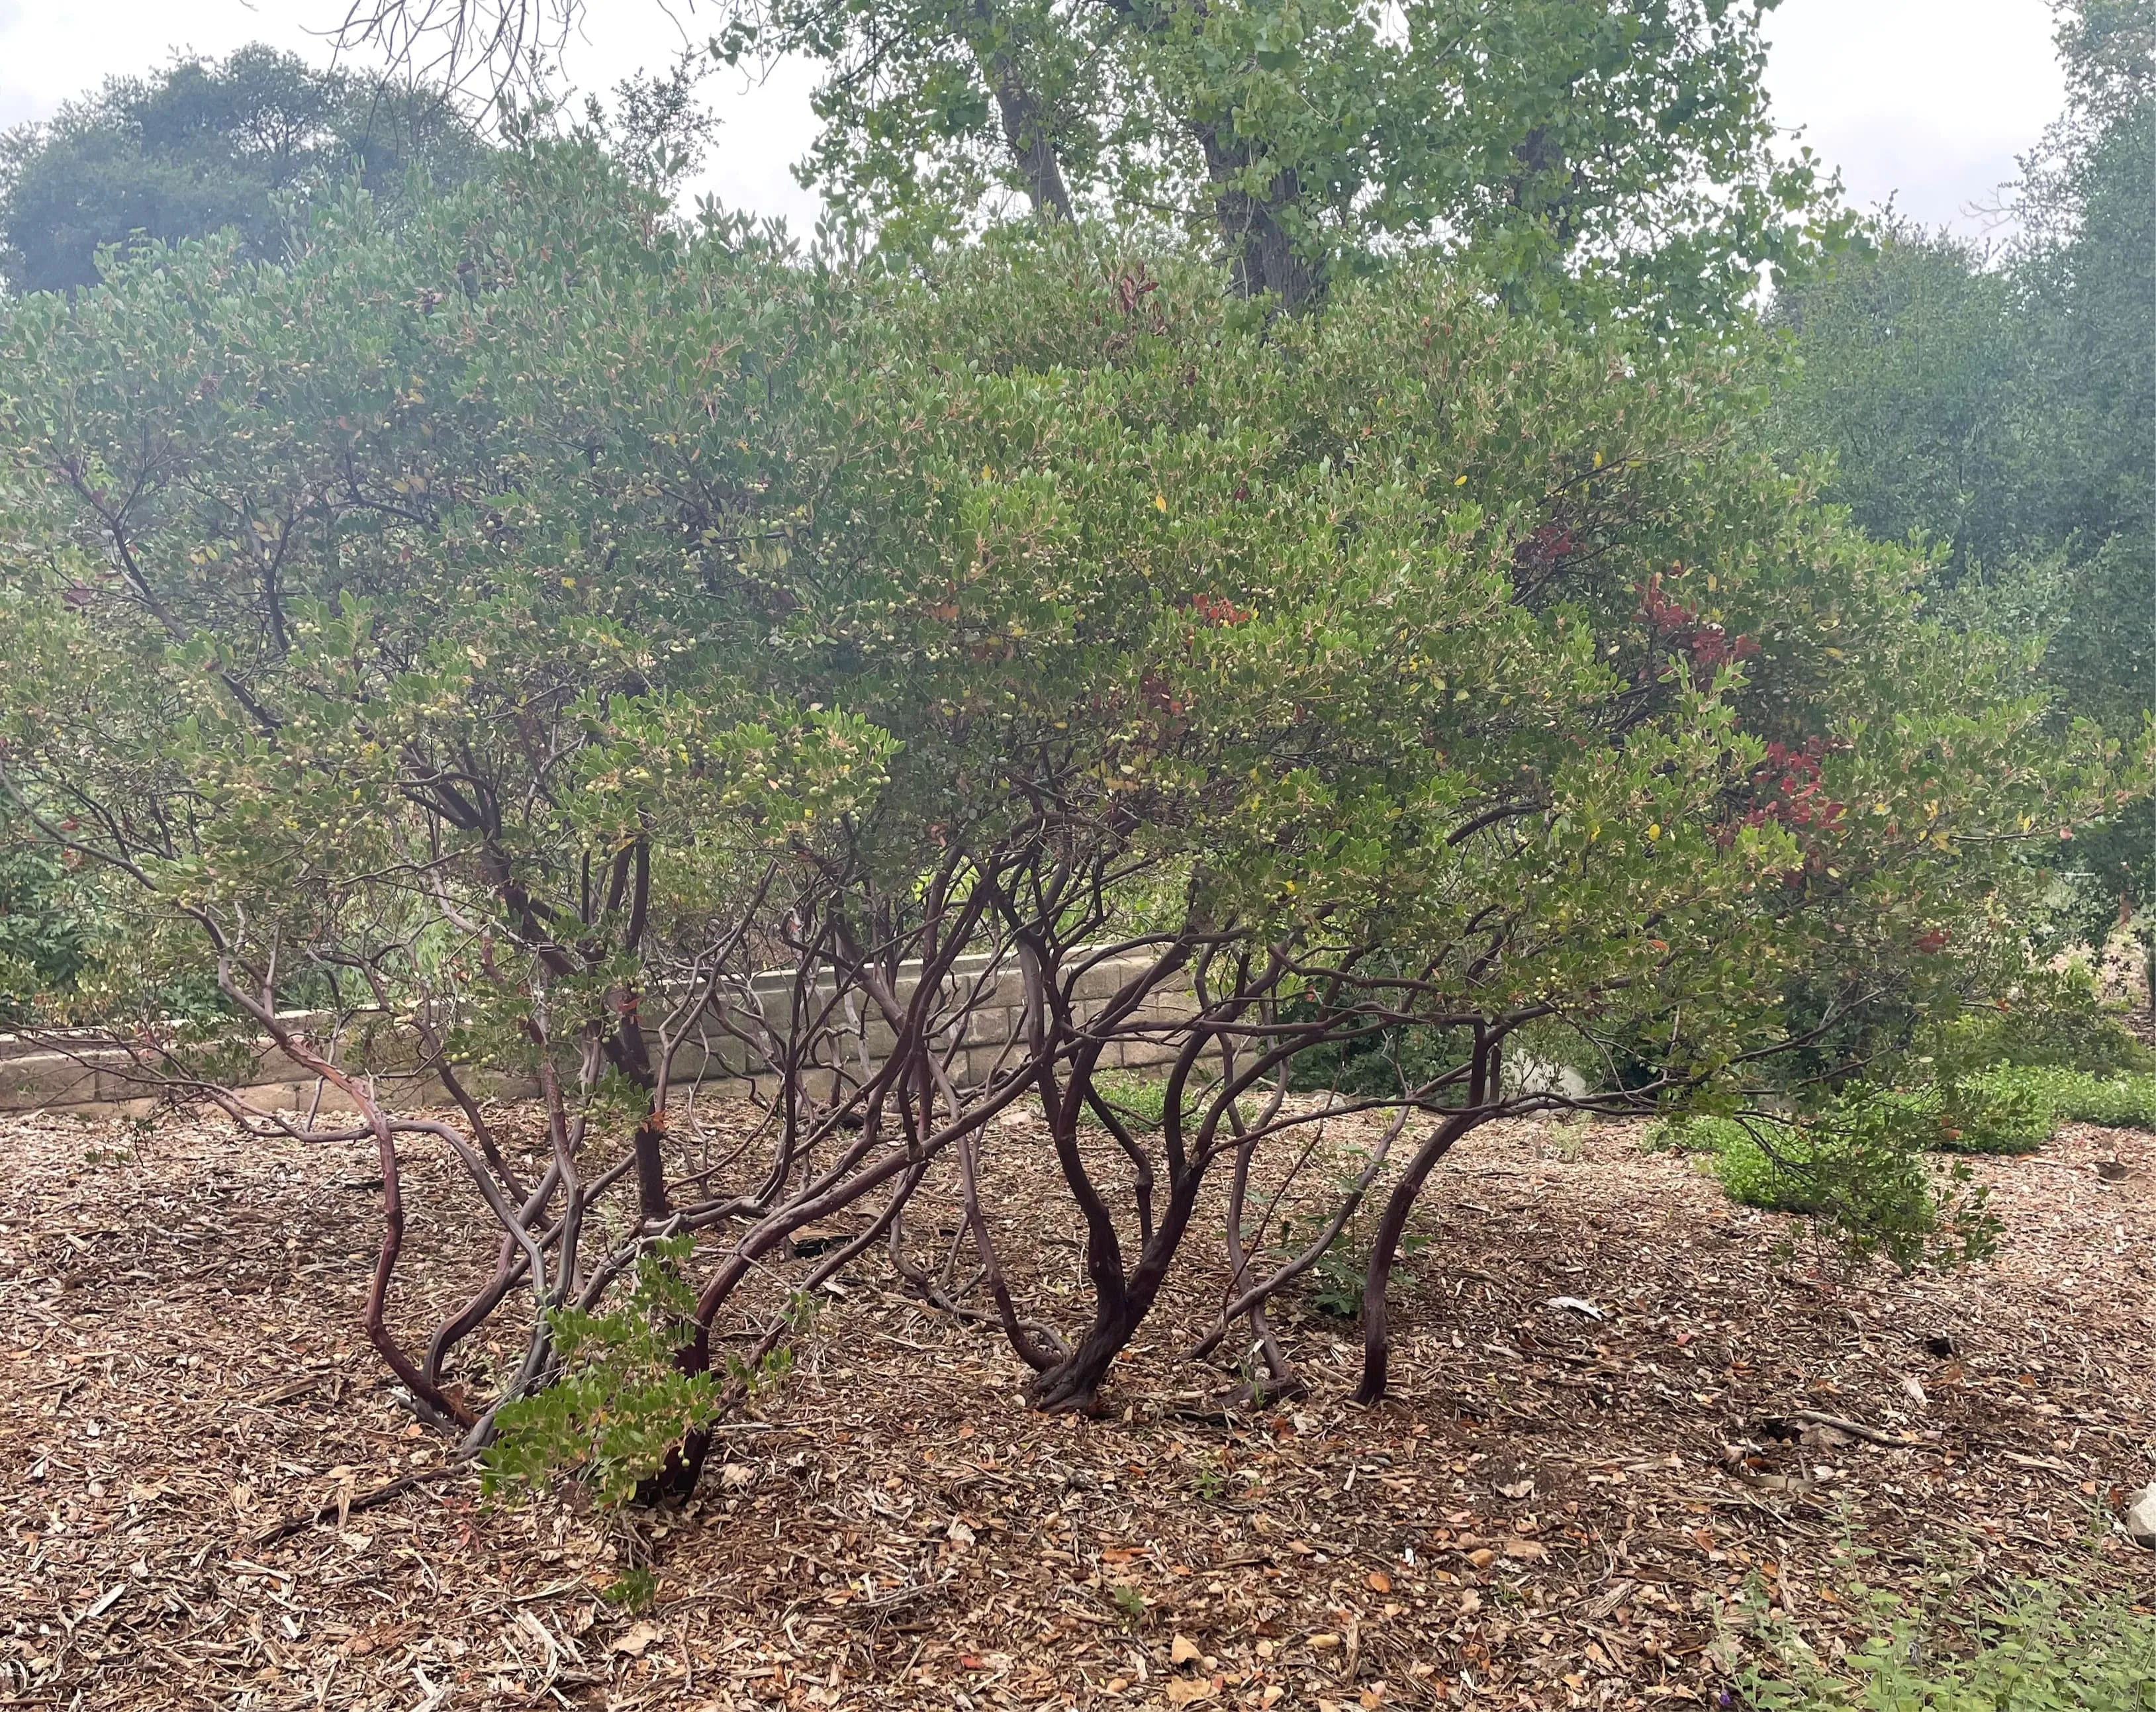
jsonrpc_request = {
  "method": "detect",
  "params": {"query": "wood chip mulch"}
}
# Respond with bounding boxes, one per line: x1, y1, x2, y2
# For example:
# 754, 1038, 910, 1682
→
3, 1102, 2152, 1711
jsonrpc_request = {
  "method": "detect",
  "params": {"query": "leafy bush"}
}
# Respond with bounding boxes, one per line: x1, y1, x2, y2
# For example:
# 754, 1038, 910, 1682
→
1666, 1059, 2155, 1178
1925, 1064, 2156, 1153
1952, 988, 2154, 1077
1, 141, 2134, 1445
1652, 1105, 1996, 1268
1743, 1578, 2156, 1712
1898, 963, 2156, 1152
1931, 1075, 2056, 1155
1940, 971, 2151, 1071
484, 1237, 741, 1509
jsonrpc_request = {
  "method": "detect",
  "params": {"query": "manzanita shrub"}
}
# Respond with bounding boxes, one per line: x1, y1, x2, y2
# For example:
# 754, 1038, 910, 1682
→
0, 146, 2137, 1499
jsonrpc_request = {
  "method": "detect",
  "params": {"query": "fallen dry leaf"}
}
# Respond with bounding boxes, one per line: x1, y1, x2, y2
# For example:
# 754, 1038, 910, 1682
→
610, 1621, 663, 1658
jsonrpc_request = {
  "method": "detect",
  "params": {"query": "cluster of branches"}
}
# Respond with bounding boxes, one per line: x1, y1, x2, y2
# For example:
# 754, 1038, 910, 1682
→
24, 747, 1626, 1468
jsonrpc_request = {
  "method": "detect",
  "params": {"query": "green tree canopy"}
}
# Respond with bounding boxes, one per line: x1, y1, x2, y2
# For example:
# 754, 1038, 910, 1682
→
1766, 227, 2022, 573
1767, 0, 2153, 935
756, 0, 1846, 320
330, 0, 1851, 322
0, 45, 486, 295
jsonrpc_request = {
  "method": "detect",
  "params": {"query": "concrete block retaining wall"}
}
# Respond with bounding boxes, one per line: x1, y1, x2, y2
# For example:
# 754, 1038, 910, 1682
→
0, 952, 1195, 1118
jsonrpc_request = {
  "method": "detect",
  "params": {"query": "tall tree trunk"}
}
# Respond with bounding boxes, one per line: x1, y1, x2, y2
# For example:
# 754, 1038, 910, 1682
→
1194, 124, 1319, 310
989, 73, 1074, 219
965, 0, 1074, 219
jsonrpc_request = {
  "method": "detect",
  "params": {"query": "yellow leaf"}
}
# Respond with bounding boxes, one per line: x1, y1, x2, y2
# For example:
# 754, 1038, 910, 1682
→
1154, 493, 1168, 511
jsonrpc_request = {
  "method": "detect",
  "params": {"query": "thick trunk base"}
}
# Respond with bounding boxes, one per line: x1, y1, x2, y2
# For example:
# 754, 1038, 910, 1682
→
1026, 1368, 1113, 1415
1025, 1326, 1133, 1414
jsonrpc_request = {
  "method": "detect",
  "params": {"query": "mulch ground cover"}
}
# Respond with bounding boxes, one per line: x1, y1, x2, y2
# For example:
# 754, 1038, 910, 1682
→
3, 1100, 2152, 1711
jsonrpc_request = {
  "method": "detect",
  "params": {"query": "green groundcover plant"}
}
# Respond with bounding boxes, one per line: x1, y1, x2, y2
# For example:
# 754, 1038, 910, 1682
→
1988, 1065, 2156, 1131
1642, 1104, 1994, 1266
1742, 1577, 2156, 1712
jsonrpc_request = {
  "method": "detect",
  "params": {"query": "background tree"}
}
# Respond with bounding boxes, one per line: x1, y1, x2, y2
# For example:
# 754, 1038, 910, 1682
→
330, 0, 1853, 321
1769, 0, 2153, 942
0, 46, 486, 296
1765, 228, 2022, 575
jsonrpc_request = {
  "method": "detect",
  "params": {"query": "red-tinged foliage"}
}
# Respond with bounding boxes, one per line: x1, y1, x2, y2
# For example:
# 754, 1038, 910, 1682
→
1637, 572, 1760, 674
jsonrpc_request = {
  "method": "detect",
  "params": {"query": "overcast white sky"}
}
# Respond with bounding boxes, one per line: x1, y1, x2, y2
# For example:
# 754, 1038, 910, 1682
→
0, 0, 2067, 240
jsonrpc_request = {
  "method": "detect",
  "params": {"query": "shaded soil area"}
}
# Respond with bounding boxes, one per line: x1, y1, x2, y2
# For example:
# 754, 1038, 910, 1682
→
3, 1103, 2152, 1710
